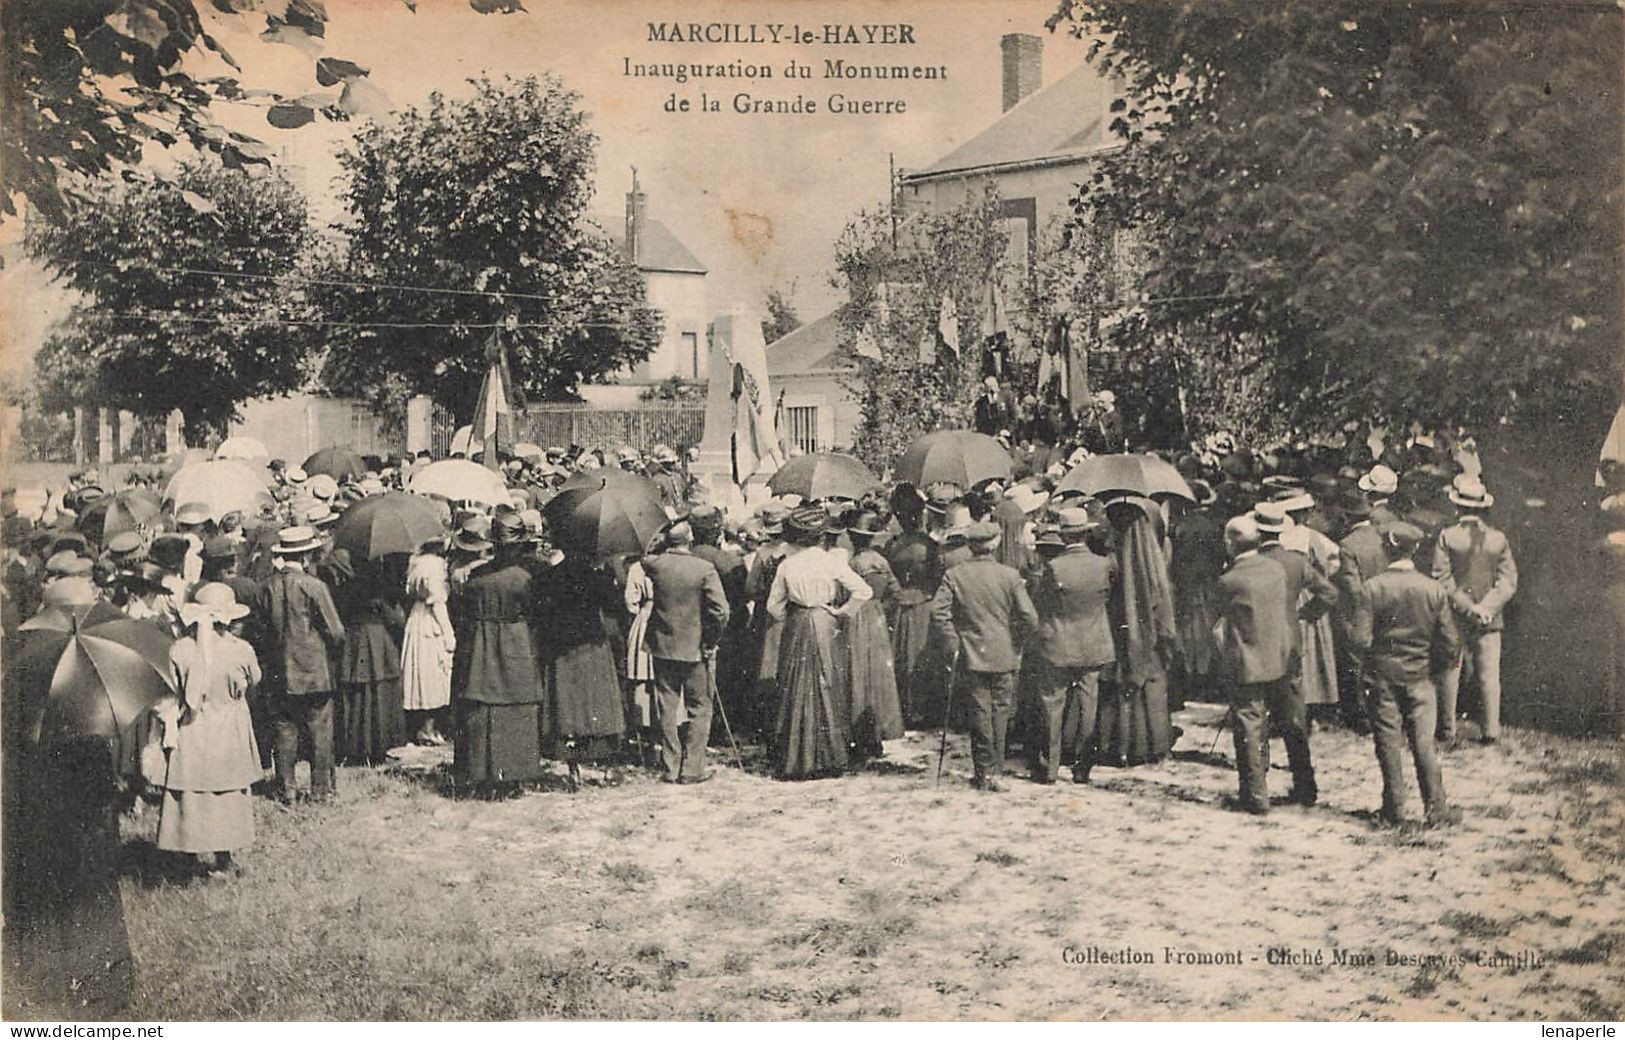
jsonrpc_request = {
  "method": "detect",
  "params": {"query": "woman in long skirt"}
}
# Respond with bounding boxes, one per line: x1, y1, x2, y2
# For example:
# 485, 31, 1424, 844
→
401, 538, 455, 745
534, 551, 626, 786
882, 489, 943, 727
451, 514, 545, 788
845, 511, 904, 758
767, 507, 872, 779
1098, 497, 1177, 767
156, 582, 262, 875
333, 553, 407, 765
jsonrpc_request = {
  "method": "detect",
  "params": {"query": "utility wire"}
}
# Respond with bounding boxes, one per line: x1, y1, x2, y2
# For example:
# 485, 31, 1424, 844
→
65, 258, 572, 304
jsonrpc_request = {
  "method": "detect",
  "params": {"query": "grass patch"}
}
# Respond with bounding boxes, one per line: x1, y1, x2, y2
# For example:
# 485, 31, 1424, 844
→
974, 848, 1023, 867
1439, 911, 1515, 940
1552, 932, 1620, 966
600, 861, 655, 888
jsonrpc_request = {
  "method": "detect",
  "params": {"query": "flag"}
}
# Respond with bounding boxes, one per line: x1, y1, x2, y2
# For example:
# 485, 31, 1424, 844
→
937, 294, 959, 355
1064, 316, 1090, 417
853, 323, 883, 360
469, 329, 519, 472
715, 311, 785, 487
980, 277, 1010, 341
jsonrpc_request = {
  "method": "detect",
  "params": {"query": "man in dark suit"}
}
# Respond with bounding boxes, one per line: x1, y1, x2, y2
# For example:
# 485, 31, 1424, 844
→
1213, 515, 1299, 814
687, 505, 750, 736
642, 521, 730, 782
256, 525, 346, 801
1334, 490, 1386, 731
1250, 503, 1336, 806
972, 376, 1014, 437
1026, 508, 1116, 784
931, 521, 1039, 791
1350, 522, 1463, 828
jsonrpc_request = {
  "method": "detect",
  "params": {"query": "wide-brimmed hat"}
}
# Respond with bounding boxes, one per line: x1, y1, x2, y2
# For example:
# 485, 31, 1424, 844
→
174, 501, 212, 527
44, 550, 93, 577
1273, 491, 1316, 514
1339, 490, 1373, 520
1033, 524, 1065, 550
923, 482, 962, 513
201, 536, 238, 562
271, 524, 323, 555
786, 506, 826, 540
651, 444, 678, 464
1447, 475, 1494, 510
1252, 501, 1290, 535
966, 520, 1001, 547
1358, 464, 1398, 496
847, 511, 884, 542
1381, 520, 1425, 552
452, 524, 493, 553
105, 530, 145, 558
285, 467, 308, 484
1055, 506, 1097, 540
491, 512, 529, 545
1006, 483, 1049, 515
932, 502, 973, 543
308, 474, 340, 501
180, 582, 251, 626
1188, 479, 1217, 507
305, 504, 339, 527
751, 504, 786, 536
148, 534, 191, 570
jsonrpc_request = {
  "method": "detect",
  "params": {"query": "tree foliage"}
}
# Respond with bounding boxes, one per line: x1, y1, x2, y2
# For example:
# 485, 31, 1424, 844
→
317, 74, 662, 422
1050, 0, 1623, 464
25, 160, 318, 441
834, 186, 1015, 472
2, 0, 515, 224
761, 283, 802, 345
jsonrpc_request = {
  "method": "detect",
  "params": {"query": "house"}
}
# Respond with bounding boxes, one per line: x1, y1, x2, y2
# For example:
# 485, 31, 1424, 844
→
897, 33, 1120, 272
765, 313, 861, 452
579, 174, 710, 409
763, 34, 1120, 445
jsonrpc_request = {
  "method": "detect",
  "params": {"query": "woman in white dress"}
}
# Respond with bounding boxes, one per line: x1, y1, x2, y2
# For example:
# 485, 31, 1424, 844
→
400, 536, 455, 745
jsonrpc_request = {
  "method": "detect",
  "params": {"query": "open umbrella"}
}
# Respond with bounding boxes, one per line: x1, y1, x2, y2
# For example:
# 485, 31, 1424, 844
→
303, 446, 367, 482
1056, 453, 1194, 501
333, 491, 445, 561
407, 459, 510, 507
164, 459, 271, 520
895, 430, 1013, 489
13, 603, 179, 772
76, 490, 162, 547
214, 436, 267, 461
559, 466, 660, 497
768, 452, 878, 501
543, 475, 668, 558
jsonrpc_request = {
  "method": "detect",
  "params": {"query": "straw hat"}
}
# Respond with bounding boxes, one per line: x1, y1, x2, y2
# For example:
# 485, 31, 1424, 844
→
271, 525, 323, 555
1447, 475, 1494, 510
1358, 465, 1398, 496
180, 582, 251, 626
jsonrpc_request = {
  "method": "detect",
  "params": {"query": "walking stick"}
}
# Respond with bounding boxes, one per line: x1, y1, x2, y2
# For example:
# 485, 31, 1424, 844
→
707, 648, 746, 773
1207, 704, 1234, 755
935, 648, 959, 785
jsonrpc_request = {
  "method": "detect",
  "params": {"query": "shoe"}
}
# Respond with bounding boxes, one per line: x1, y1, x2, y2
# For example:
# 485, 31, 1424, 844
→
1222, 795, 1269, 816
1425, 805, 1464, 829
1376, 811, 1423, 834
678, 773, 713, 785
972, 776, 1006, 793
1288, 786, 1318, 808
1031, 773, 1057, 785
1071, 770, 1091, 785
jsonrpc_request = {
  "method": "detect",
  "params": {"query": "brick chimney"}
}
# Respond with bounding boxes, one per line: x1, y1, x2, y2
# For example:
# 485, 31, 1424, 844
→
1000, 33, 1043, 112
624, 168, 646, 264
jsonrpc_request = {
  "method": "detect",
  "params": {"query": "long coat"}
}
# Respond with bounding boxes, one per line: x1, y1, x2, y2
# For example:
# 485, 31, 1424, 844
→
452, 560, 542, 705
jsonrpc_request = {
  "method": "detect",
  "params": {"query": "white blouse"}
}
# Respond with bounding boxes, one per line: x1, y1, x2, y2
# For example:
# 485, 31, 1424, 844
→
766, 545, 872, 620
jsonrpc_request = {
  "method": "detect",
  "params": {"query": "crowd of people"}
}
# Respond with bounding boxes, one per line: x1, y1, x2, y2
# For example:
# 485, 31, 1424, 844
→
2, 423, 1530, 1014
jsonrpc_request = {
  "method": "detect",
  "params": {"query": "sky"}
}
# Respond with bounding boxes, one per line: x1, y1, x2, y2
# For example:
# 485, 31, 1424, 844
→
1, 0, 1095, 373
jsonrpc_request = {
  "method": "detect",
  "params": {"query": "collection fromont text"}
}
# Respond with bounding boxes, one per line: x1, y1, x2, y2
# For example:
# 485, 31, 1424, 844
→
648, 23, 917, 45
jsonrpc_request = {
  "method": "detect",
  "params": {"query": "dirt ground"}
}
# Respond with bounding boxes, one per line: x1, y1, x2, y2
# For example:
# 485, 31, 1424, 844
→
93, 703, 1625, 1020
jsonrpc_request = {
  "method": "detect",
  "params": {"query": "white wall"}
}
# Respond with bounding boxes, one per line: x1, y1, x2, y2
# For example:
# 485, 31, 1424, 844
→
636, 270, 709, 381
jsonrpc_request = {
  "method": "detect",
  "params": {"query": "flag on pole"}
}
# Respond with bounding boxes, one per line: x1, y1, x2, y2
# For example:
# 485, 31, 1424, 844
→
980, 277, 1010, 341
469, 329, 519, 472
715, 310, 785, 488
937, 294, 959, 355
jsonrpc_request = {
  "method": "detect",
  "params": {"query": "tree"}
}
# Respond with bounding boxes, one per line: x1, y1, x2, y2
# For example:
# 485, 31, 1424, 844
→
761, 283, 802, 344
1048, 0, 1623, 469
833, 185, 1016, 472
316, 74, 662, 423
2, 0, 515, 224
25, 160, 319, 442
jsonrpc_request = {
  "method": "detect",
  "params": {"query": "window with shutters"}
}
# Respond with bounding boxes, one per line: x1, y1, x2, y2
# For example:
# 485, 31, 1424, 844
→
785, 406, 819, 453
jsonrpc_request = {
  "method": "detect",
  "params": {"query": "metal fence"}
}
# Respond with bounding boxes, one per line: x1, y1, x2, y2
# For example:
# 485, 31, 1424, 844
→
513, 404, 705, 453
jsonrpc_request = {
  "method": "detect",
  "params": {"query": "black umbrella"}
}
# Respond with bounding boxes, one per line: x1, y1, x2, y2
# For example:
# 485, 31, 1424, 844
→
542, 476, 668, 558
13, 603, 178, 772
332, 491, 445, 561
303, 447, 367, 481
